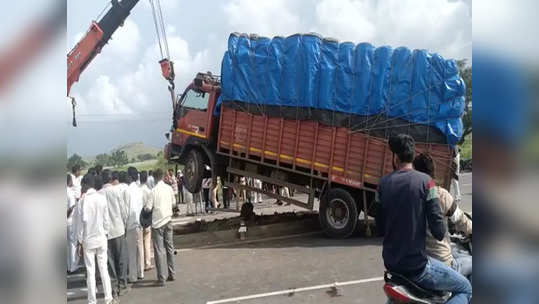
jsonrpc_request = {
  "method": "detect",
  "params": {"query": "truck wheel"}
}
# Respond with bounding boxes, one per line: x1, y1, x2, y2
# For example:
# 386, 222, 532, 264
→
183, 149, 204, 193
319, 188, 358, 238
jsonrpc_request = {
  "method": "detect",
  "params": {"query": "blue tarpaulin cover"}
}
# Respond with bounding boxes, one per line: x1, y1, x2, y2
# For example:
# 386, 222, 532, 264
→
218, 33, 466, 145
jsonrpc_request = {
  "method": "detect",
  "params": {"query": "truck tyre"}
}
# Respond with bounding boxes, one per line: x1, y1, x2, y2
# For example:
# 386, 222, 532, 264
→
183, 149, 204, 193
319, 188, 358, 238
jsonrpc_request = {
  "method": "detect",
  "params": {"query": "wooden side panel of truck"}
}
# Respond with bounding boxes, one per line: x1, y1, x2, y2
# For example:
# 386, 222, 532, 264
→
217, 105, 453, 191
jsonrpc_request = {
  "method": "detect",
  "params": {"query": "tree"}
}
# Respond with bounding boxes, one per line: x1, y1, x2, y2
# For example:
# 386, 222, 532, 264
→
95, 153, 111, 167
457, 59, 472, 144
67, 154, 87, 171
137, 153, 157, 162
110, 150, 128, 167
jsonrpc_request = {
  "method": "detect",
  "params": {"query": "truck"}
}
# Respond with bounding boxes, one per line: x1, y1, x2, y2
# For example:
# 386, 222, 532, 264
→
164, 33, 465, 238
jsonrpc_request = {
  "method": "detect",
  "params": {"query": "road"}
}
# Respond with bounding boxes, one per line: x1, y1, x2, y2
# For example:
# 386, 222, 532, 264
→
68, 234, 385, 304
67, 173, 471, 304
457, 172, 472, 213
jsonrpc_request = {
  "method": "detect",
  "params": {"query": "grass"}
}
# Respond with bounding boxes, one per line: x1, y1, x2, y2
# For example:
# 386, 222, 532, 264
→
107, 159, 159, 172
82, 158, 184, 174
82, 142, 161, 165
105, 159, 183, 173
110, 142, 160, 161
525, 131, 539, 162
460, 133, 472, 159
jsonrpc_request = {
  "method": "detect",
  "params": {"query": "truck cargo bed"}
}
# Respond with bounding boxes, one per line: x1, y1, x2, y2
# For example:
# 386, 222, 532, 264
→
217, 106, 452, 190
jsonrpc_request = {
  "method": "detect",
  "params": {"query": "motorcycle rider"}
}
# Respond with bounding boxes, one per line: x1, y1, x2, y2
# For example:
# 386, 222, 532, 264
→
413, 153, 472, 279
376, 134, 471, 304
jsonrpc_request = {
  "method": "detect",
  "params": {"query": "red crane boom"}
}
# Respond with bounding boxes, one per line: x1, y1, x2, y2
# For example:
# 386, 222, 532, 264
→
67, 0, 175, 126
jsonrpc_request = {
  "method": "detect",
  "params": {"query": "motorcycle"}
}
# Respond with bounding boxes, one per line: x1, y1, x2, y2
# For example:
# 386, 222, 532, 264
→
383, 233, 472, 304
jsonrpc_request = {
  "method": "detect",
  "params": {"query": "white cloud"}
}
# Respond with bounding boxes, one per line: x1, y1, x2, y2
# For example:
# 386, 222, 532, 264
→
68, 31, 84, 53
314, 0, 471, 59
315, 0, 375, 41
141, 0, 179, 12
105, 19, 141, 63
223, 0, 301, 37
76, 75, 133, 115
75, 31, 212, 117
474, 0, 539, 65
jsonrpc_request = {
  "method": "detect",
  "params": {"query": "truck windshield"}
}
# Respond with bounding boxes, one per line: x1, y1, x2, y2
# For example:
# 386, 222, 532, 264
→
182, 89, 209, 111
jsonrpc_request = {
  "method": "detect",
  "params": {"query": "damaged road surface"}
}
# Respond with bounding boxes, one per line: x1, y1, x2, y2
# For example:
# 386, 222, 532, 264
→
68, 233, 386, 304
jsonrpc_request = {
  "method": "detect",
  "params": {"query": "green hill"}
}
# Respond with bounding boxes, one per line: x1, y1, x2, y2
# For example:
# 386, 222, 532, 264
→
110, 142, 160, 161
82, 142, 161, 166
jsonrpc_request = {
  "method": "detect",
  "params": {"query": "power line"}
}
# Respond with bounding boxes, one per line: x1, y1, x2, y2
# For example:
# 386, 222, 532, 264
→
77, 112, 171, 117
75, 118, 170, 123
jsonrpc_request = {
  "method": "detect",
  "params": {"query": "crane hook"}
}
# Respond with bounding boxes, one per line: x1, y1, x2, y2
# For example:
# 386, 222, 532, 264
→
71, 97, 77, 127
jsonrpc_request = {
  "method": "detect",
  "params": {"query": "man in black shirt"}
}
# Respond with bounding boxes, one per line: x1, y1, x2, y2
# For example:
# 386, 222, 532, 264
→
376, 134, 471, 304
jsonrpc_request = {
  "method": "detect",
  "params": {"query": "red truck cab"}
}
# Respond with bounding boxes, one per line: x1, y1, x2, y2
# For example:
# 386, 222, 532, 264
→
164, 72, 222, 192
170, 73, 220, 148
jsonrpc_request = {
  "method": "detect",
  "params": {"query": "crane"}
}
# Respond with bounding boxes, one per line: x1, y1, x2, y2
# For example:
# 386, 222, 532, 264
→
67, 0, 175, 126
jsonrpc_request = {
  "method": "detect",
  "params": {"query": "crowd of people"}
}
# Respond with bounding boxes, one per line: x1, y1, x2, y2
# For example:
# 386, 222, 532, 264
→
66, 164, 284, 304
67, 165, 177, 304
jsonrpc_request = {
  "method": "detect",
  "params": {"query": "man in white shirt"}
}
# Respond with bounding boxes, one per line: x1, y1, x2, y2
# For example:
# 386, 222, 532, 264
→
115, 172, 131, 287
451, 148, 462, 201
125, 167, 144, 282
67, 174, 80, 273
139, 171, 154, 270
100, 170, 129, 298
76, 174, 114, 304
252, 178, 263, 204
144, 169, 176, 286
117, 171, 130, 206
69, 164, 83, 199
147, 170, 156, 189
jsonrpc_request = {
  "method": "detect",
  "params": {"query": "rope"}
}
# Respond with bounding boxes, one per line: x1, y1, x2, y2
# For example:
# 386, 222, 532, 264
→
365, 48, 377, 137
348, 80, 447, 132
295, 35, 302, 122
354, 121, 440, 133
149, 0, 164, 59
374, 51, 394, 140
331, 43, 339, 127
406, 53, 416, 137
350, 107, 441, 134
156, 0, 170, 59
348, 47, 357, 130
426, 56, 432, 145
95, 1, 111, 21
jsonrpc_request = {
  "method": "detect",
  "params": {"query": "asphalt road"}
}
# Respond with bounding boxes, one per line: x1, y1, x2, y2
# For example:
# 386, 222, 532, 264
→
457, 172, 472, 213
67, 173, 472, 304
68, 234, 385, 304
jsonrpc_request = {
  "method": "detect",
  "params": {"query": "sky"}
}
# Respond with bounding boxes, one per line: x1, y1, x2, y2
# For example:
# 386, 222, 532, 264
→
67, 0, 472, 157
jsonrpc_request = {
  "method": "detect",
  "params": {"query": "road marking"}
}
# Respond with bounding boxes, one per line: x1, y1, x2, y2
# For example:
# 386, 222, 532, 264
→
170, 219, 191, 225
175, 231, 322, 253
205, 276, 384, 304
